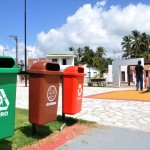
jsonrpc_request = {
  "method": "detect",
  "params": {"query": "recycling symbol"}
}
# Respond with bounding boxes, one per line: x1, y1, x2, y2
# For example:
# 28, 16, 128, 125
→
47, 86, 57, 102
0, 89, 10, 111
78, 84, 82, 97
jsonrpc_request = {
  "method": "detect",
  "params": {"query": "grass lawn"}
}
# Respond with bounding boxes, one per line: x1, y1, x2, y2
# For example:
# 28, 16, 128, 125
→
0, 108, 95, 150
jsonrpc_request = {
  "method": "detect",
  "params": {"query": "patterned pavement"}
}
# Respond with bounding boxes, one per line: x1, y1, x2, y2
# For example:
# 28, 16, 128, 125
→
16, 83, 150, 133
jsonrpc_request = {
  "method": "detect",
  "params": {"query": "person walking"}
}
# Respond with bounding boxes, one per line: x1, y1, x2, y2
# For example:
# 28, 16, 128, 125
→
135, 60, 144, 90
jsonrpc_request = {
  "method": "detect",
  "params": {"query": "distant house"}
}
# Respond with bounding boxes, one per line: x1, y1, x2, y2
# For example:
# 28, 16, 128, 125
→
46, 51, 74, 71
81, 64, 99, 83
46, 53, 100, 83
28, 51, 75, 71
106, 65, 128, 83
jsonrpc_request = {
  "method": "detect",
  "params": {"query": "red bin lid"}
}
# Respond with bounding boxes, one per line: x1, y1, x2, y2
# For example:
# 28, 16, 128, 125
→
63, 66, 86, 76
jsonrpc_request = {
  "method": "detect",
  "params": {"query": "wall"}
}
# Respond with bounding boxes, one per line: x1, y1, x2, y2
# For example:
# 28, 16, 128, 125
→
112, 58, 144, 86
46, 55, 74, 70
107, 65, 128, 83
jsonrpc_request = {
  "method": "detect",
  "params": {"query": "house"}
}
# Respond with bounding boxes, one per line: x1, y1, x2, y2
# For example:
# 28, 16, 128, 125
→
46, 51, 74, 71
81, 64, 99, 83
106, 65, 128, 83
28, 51, 74, 71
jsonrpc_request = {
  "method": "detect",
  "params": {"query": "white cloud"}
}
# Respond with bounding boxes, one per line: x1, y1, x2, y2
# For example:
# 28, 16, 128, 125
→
37, 2, 150, 58
96, 0, 107, 7
0, 45, 5, 55
0, 43, 43, 64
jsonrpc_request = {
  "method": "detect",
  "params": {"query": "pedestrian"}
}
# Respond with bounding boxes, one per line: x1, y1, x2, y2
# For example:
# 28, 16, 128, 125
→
135, 60, 144, 90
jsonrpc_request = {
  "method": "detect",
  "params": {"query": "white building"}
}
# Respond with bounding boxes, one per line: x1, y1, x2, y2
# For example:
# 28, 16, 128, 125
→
46, 51, 75, 71
106, 65, 128, 83
106, 58, 145, 87
46, 52, 99, 79
81, 64, 99, 83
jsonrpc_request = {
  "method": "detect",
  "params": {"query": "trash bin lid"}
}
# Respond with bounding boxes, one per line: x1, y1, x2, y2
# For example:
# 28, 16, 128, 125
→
0, 56, 20, 73
28, 62, 62, 75
63, 66, 86, 76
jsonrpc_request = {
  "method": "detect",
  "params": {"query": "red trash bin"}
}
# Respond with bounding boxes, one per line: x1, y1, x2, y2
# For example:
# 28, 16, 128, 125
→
62, 66, 85, 115
28, 62, 62, 125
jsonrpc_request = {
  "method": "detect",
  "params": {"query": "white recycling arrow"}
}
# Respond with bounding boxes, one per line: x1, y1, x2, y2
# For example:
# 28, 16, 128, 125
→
0, 89, 10, 111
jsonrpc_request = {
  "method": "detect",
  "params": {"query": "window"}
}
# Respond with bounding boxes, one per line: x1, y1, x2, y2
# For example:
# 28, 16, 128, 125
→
62, 59, 67, 65
121, 71, 125, 81
52, 59, 57, 62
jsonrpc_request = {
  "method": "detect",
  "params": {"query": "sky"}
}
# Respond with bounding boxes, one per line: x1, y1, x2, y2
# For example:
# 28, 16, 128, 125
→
0, 0, 150, 62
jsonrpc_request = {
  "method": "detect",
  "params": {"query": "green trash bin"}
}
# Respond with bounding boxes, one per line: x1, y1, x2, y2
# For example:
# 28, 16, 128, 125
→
0, 56, 19, 139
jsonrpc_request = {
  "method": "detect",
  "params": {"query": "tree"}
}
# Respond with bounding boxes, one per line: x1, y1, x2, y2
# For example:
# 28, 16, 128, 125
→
81, 46, 94, 66
74, 47, 83, 65
131, 30, 141, 57
140, 32, 150, 59
96, 46, 106, 58
67, 46, 113, 74
121, 35, 132, 58
68, 47, 75, 51
121, 30, 150, 59
93, 46, 112, 75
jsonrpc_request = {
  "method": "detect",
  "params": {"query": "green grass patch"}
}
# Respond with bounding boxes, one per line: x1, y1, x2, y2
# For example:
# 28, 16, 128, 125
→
0, 108, 95, 150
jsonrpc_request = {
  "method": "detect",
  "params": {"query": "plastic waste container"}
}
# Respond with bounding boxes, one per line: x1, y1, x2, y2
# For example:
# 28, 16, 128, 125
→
28, 62, 62, 125
62, 66, 85, 115
0, 56, 19, 139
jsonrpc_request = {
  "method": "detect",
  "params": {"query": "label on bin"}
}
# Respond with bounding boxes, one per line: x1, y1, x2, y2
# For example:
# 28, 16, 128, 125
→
0, 89, 9, 117
77, 84, 82, 100
46, 85, 57, 106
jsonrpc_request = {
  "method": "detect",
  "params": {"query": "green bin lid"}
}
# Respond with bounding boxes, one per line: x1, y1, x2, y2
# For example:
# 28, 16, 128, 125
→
0, 56, 20, 73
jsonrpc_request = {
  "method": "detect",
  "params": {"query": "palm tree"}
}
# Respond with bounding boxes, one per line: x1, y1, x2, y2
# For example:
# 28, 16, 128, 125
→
140, 32, 150, 59
121, 30, 150, 59
96, 47, 106, 58
75, 47, 83, 61
81, 46, 94, 66
73, 47, 83, 65
121, 35, 132, 58
68, 47, 75, 51
131, 30, 141, 58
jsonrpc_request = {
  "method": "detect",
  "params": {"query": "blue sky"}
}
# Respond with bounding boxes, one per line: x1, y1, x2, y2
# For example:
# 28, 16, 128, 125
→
0, 0, 150, 60
0, 0, 100, 46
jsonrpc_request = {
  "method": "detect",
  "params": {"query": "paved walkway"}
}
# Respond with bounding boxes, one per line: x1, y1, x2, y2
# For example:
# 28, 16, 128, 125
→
16, 83, 150, 149
16, 83, 150, 133
56, 126, 150, 150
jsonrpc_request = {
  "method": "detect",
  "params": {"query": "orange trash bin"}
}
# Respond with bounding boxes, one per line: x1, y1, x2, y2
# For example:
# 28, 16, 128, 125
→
62, 66, 85, 115
28, 62, 62, 125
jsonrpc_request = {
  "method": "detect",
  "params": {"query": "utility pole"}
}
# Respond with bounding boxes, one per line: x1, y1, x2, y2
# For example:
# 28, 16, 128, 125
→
24, 0, 27, 87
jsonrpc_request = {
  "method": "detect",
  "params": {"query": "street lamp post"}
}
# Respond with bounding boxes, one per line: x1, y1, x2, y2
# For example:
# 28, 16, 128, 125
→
9, 35, 18, 66
24, 0, 27, 87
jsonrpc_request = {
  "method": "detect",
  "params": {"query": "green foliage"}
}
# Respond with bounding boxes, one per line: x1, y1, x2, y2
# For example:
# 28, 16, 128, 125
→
68, 46, 113, 72
81, 46, 95, 66
121, 30, 150, 59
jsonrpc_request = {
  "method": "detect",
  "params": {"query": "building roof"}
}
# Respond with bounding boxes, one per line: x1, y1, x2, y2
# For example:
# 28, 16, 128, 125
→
47, 51, 74, 55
